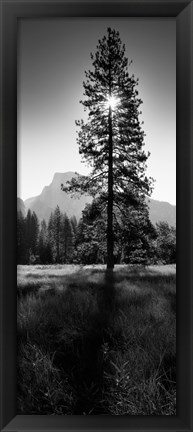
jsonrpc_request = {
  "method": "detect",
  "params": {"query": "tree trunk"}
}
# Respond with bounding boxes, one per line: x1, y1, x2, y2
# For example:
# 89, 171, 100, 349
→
107, 104, 114, 269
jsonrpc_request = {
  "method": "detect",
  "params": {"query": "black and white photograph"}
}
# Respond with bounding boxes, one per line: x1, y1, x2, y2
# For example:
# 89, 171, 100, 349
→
17, 18, 176, 415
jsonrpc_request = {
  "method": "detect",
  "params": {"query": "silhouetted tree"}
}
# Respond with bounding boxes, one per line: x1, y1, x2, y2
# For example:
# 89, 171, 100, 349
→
62, 28, 153, 269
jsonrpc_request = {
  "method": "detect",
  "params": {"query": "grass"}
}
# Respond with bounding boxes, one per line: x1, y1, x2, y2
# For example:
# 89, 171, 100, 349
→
17, 264, 176, 415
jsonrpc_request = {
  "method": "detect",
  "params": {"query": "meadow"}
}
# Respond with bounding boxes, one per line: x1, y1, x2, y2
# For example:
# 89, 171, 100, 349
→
17, 264, 176, 415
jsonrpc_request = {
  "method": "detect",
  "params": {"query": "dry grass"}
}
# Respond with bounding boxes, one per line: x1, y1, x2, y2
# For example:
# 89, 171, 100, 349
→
17, 264, 176, 415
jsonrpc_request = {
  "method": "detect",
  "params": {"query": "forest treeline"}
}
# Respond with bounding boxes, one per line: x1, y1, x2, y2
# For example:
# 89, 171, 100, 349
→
17, 202, 176, 266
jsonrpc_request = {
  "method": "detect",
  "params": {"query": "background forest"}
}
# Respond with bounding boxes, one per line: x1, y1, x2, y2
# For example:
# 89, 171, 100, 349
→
17, 204, 176, 266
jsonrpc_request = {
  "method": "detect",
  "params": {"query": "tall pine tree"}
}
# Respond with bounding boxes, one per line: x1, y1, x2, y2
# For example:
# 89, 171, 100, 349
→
62, 28, 153, 269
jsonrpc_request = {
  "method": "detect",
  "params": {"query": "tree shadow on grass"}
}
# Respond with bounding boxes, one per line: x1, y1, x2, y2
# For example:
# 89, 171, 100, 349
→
17, 265, 176, 414
72, 269, 117, 414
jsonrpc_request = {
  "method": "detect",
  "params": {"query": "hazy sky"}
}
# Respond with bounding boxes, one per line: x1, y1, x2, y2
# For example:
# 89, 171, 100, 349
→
17, 18, 176, 204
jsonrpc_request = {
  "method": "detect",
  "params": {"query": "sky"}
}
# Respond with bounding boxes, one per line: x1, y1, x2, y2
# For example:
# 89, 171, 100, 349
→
17, 18, 176, 205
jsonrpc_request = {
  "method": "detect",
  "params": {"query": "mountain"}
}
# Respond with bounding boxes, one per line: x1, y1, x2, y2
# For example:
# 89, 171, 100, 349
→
23, 172, 176, 227
24, 172, 92, 222
17, 198, 26, 216
146, 198, 176, 227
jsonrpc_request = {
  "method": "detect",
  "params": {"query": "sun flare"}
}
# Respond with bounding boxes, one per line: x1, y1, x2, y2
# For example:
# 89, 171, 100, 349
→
106, 95, 119, 109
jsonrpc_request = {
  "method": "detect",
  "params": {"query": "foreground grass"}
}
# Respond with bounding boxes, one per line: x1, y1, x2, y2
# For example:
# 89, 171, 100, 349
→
17, 264, 176, 415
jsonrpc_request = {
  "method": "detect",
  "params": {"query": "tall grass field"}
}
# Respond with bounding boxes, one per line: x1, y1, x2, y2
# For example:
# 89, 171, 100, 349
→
17, 264, 176, 415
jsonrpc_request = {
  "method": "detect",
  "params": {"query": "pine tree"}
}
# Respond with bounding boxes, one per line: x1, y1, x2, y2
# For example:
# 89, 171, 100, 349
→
70, 216, 78, 236
31, 212, 39, 256
121, 201, 157, 264
38, 219, 52, 264
155, 222, 176, 264
62, 28, 153, 269
47, 212, 55, 262
17, 210, 26, 264
62, 214, 74, 263
75, 200, 106, 264
25, 209, 32, 262
25, 209, 39, 263
52, 206, 63, 263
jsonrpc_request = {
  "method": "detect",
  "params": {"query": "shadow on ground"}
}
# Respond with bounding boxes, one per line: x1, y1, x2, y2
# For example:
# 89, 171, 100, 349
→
53, 269, 117, 414
17, 264, 176, 415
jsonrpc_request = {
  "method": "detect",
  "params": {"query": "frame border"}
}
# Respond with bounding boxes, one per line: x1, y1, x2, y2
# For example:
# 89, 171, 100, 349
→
0, 1, 193, 431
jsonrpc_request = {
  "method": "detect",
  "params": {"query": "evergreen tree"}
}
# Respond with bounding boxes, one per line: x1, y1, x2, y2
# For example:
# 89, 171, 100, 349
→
17, 210, 26, 264
75, 200, 106, 264
121, 202, 157, 264
52, 206, 63, 263
31, 211, 39, 256
62, 28, 153, 269
25, 209, 32, 262
38, 219, 53, 264
155, 222, 176, 264
48, 211, 54, 258
76, 197, 156, 265
25, 209, 39, 263
61, 214, 74, 263
70, 216, 78, 237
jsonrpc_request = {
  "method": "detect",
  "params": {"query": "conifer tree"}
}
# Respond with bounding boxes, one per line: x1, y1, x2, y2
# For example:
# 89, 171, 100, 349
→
62, 28, 153, 269
155, 222, 176, 264
17, 210, 26, 264
31, 212, 39, 256
70, 216, 78, 236
75, 200, 106, 264
48, 211, 54, 257
25, 209, 39, 263
38, 219, 52, 264
52, 206, 63, 263
62, 213, 74, 263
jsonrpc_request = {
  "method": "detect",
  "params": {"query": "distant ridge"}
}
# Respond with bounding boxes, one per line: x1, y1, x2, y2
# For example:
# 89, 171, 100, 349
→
24, 172, 92, 222
146, 198, 176, 227
20, 172, 176, 226
17, 197, 26, 216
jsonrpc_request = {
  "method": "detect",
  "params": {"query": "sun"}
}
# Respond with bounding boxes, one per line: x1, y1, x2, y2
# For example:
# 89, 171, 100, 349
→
106, 95, 119, 110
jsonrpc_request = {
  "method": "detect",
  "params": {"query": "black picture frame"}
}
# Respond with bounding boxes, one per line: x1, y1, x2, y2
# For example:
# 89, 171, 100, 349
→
0, 0, 192, 431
